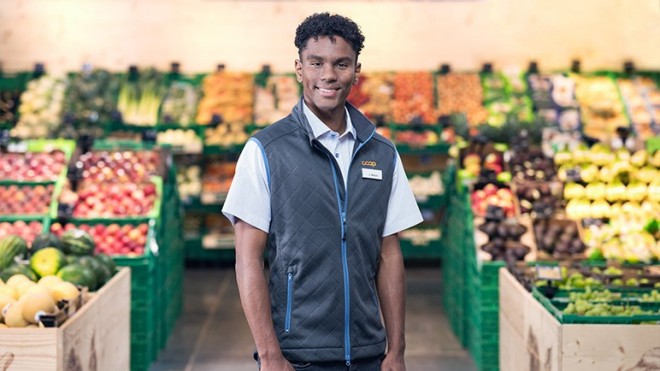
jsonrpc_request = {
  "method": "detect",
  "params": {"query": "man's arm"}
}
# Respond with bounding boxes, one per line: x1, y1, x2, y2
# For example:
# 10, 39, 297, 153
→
377, 233, 406, 371
234, 219, 293, 371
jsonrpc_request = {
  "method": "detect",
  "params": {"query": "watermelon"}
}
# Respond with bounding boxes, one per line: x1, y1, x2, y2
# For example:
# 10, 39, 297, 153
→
0, 235, 28, 270
95, 253, 117, 274
61, 229, 95, 256
31, 233, 62, 252
78, 256, 112, 287
30, 248, 66, 278
57, 264, 98, 291
0, 264, 38, 282
65, 255, 79, 266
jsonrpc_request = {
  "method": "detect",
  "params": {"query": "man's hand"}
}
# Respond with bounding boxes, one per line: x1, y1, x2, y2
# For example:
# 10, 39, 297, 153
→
381, 351, 406, 371
260, 355, 295, 371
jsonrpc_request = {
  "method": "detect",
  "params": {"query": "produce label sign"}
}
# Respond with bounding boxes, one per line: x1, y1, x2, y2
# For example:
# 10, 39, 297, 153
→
536, 265, 563, 281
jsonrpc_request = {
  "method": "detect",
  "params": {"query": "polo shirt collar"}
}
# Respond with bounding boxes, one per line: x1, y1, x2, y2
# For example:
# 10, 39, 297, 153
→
302, 101, 356, 140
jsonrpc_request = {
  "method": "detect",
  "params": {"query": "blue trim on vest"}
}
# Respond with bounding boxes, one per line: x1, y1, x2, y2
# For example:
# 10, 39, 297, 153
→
249, 137, 271, 191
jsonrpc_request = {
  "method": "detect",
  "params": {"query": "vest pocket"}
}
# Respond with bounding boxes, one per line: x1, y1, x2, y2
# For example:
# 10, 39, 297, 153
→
285, 266, 295, 333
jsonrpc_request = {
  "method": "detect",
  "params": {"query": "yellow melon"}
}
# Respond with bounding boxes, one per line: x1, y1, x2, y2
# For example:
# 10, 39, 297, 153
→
4, 302, 29, 327
20, 291, 56, 324
0, 294, 17, 322
0, 286, 18, 300
6, 274, 31, 289
51, 281, 80, 302
38, 275, 63, 292
15, 281, 37, 298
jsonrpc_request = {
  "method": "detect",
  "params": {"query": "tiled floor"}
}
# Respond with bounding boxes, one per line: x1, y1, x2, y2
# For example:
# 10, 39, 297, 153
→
150, 264, 476, 371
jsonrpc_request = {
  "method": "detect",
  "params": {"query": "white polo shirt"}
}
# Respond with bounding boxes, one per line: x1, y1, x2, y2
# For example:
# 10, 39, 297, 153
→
222, 103, 423, 237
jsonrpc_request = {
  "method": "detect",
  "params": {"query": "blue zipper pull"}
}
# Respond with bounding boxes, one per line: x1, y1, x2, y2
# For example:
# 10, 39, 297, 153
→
341, 212, 347, 241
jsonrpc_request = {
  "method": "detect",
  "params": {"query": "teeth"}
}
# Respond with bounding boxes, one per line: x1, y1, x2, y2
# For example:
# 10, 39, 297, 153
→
319, 88, 336, 93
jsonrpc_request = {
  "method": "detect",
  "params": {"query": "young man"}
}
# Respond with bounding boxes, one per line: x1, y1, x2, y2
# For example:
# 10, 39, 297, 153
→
223, 12, 422, 371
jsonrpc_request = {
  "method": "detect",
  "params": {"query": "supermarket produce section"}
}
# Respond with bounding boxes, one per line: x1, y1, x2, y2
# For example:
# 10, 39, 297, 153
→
0, 64, 659, 370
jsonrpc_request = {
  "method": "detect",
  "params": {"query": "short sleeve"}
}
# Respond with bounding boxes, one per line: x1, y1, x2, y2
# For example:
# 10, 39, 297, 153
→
382, 152, 423, 237
221, 139, 271, 233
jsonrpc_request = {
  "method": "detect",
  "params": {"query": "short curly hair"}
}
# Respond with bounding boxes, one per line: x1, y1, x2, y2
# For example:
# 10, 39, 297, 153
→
294, 12, 365, 59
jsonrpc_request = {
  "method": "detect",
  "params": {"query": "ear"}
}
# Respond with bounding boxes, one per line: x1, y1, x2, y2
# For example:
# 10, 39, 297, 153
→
295, 59, 303, 83
353, 62, 362, 85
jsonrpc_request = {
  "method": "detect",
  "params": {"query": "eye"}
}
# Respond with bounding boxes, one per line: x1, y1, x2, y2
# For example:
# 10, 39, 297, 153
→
337, 63, 349, 69
310, 61, 322, 67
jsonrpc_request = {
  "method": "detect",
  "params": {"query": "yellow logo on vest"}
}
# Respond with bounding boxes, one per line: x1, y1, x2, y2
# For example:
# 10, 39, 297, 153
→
361, 160, 377, 167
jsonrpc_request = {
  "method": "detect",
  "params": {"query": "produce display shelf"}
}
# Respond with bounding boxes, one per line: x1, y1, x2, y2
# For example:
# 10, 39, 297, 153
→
50, 176, 164, 221
532, 290, 660, 324
396, 142, 450, 155
182, 197, 222, 213
399, 238, 442, 260
26, 138, 77, 161
0, 215, 50, 234
185, 237, 236, 263
201, 233, 235, 250
0, 179, 56, 186
414, 193, 448, 210
0, 71, 33, 91
203, 143, 245, 155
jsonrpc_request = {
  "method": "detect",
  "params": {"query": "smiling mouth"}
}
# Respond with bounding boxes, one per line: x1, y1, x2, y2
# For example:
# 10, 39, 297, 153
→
317, 87, 340, 96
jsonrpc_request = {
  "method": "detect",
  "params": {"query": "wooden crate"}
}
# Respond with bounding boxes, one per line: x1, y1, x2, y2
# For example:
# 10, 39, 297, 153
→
499, 269, 660, 371
0, 268, 131, 371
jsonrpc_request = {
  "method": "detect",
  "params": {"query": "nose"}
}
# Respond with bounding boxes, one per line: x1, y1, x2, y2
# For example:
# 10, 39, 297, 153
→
320, 64, 337, 82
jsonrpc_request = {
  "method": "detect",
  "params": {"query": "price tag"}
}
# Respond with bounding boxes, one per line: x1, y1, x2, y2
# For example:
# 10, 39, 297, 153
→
644, 266, 660, 277
141, 129, 158, 145
565, 168, 581, 182
528, 61, 539, 74
78, 134, 94, 153
209, 114, 223, 128
0, 129, 11, 151
536, 265, 563, 281
485, 205, 505, 221
7, 141, 28, 153
67, 161, 84, 188
409, 116, 424, 130
439, 63, 451, 75
57, 204, 74, 224
571, 60, 581, 73
623, 61, 635, 75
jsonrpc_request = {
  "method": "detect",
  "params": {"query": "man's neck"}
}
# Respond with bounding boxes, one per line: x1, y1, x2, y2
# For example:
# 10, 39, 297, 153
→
308, 103, 347, 134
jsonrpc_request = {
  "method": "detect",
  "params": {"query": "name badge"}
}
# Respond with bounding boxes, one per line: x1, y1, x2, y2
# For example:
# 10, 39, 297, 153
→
362, 168, 382, 180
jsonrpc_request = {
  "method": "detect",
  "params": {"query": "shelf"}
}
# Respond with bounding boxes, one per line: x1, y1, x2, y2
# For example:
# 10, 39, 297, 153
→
201, 234, 235, 250
400, 237, 443, 260
414, 193, 448, 210
202, 144, 245, 155
397, 142, 451, 155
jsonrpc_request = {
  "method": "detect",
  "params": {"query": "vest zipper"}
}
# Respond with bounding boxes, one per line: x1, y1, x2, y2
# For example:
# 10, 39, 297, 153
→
317, 129, 375, 367
285, 271, 293, 333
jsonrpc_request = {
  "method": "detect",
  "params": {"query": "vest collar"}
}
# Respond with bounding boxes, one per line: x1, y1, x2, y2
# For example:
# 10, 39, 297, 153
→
292, 98, 375, 146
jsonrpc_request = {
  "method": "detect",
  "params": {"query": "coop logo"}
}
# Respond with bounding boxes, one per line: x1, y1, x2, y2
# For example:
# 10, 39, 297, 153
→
361, 161, 377, 167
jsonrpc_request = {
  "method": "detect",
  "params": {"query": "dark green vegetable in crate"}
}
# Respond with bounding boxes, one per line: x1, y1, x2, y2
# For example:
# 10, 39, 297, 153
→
61, 229, 95, 256
0, 234, 28, 269
0, 263, 37, 282
0, 90, 21, 123
60, 68, 120, 137
31, 232, 62, 252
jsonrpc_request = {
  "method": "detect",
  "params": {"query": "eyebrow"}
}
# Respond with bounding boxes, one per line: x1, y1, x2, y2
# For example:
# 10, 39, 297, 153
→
305, 55, 354, 63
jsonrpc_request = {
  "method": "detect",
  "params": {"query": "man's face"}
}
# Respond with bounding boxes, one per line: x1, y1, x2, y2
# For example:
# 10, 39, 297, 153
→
295, 36, 361, 118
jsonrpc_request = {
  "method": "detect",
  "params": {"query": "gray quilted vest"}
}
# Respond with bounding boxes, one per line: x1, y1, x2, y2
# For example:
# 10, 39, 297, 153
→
251, 99, 396, 364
